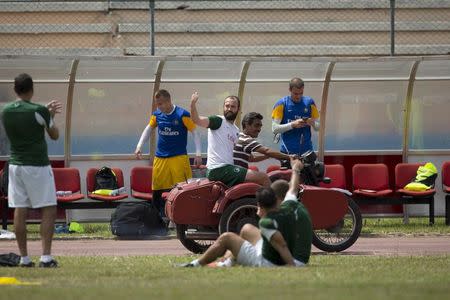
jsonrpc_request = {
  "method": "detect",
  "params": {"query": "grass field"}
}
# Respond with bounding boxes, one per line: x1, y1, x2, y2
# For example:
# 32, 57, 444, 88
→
2, 218, 450, 299
1, 255, 450, 300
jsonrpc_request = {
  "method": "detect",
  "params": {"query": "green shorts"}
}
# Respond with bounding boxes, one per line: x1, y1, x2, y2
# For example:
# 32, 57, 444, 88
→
206, 164, 247, 187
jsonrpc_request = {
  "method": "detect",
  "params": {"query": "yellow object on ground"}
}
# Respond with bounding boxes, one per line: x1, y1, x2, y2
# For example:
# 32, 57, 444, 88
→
0, 277, 41, 285
69, 221, 85, 233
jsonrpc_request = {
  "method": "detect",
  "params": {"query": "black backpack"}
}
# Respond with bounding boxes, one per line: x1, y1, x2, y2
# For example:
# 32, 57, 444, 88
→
0, 162, 8, 197
0, 252, 20, 267
94, 166, 118, 190
110, 202, 167, 239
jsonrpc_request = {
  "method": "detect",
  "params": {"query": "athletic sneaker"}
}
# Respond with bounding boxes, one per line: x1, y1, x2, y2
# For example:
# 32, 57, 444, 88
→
19, 261, 35, 268
39, 259, 58, 268
176, 262, 195, 268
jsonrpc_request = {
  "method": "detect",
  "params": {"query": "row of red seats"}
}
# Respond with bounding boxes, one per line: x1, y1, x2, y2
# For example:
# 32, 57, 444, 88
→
53, 167, 154, 203
259, 162, 450, 225
54, 162, 450, 203
260, 162, 450, 194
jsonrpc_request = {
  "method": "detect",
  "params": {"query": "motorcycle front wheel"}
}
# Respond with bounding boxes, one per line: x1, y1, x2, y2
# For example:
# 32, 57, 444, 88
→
312, 196, 362, 252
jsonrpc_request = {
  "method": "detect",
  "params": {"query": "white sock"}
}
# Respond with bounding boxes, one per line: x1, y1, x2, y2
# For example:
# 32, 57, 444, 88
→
190, 259, 201, 267
40, 255, 53, 263
20, 256, 31, 264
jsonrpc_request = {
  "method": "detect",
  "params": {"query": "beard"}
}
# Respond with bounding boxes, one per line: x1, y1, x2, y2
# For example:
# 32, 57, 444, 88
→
224, 110, 238, 121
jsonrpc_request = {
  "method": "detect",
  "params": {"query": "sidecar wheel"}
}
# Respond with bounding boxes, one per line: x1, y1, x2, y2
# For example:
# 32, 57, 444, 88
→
219, 198, 258, 234
176, 224, 215, 254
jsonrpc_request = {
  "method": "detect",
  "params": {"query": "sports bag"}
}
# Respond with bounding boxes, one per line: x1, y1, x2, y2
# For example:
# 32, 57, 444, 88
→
0, 253, 20, 267
404, 162, 438, 191
95, 166, 118, 190
110, 202, 167, 238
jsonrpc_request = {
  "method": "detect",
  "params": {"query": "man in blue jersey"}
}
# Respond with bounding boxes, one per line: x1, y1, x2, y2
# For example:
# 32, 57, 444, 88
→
135, 89, 202, 218
272, 78, 320, 156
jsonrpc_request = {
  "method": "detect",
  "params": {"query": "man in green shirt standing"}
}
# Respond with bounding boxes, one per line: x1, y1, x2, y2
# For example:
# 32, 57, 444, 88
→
1, 73, 62, 268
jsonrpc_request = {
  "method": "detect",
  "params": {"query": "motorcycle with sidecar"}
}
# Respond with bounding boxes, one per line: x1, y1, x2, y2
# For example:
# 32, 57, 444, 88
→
165, 151, 362, 253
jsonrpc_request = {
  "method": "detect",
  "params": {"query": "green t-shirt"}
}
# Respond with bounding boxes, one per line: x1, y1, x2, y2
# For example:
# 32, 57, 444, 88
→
259, 194, 312, 265
1, 100, 52, 166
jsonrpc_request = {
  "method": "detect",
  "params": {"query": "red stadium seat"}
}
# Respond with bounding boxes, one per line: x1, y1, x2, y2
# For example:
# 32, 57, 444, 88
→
352, 164, 393, 197
266, 165, 281, 173
319, 164, 346, 189
395, 163, 436, 197
52, 168, 85, 202
86, 167, 128, 201
442, 161, 450, 193
248, 165, 259, 172
130, 166, 153, 201
443, 161, 450, 225
395, 162, 436, 224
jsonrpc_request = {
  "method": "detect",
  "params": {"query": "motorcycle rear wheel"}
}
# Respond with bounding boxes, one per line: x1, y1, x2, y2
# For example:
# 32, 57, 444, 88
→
312, 196, 362, 252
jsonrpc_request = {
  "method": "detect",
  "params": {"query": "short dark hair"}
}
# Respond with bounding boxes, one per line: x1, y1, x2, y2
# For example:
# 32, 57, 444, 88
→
271, 179, 290, 200
225, 95, 240, 109
289, 77, 304, 90
256, 187, 277, 209
14, 73, 33, 95
242, 112, 263, 129
155, 89, 171, 101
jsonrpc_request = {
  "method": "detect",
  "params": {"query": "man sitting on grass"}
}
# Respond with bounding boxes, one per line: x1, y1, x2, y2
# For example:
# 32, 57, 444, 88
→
179, 157, 311, 267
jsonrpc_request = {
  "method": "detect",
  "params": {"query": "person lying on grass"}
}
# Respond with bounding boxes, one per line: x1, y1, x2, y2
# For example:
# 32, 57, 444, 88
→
179, 157, 312, 267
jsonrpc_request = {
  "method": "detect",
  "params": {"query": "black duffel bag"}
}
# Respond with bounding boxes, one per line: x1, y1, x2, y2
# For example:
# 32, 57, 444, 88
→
110, 202, 168, 239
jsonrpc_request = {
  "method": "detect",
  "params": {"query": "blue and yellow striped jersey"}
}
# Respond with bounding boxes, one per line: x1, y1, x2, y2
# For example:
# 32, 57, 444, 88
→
150, 106, 196, 158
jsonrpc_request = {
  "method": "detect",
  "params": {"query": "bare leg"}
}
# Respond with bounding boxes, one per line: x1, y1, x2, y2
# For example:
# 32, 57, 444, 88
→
221, 223, 262, 260
245, 170, 271, 187
40, 205, 56, 255
240, 223, 262, 245
198, 232, 244, 266
14, 207, 28, 256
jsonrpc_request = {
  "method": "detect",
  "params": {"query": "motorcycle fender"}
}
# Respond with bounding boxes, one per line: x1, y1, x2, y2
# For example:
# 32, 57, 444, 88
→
213, 182, 260, 214
301, 187, 348, 229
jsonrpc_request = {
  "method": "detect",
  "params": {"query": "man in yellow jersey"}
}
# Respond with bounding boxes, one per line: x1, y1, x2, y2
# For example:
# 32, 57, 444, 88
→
135, 90, 202, 218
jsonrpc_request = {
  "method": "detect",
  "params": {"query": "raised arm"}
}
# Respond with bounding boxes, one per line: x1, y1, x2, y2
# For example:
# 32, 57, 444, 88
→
287, 156, 304, 196
45, 100, 62, 140
190, 92, 210, 128
191, 129, 202, 166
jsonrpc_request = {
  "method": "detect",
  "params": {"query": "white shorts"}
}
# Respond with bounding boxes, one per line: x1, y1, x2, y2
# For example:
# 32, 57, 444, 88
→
237, 239, 307, 267
236, 239, 275, 267
8, 165, 57, 209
